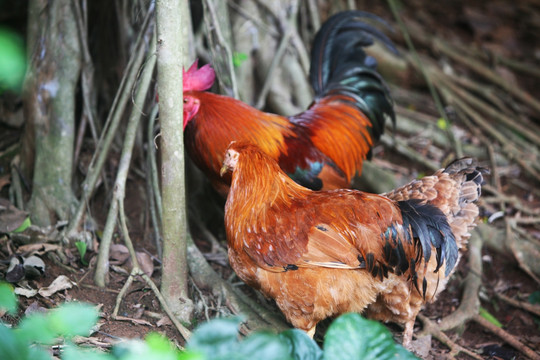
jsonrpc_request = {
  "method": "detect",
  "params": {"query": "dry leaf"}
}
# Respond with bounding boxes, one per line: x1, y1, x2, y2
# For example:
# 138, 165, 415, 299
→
17, 243, 61, 255
135, 251, 154, 278
23, 255, 46, 278
15, 287, 38, 298
115, 315, 153, 326
0, 198, 28, 233
156, 315, 172, 327
109, 244, 129, 264
38, 275, 74, 297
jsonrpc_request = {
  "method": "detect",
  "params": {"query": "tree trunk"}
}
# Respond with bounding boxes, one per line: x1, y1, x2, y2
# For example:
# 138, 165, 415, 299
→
156, 0, 194, 323
23, 0, 81, 226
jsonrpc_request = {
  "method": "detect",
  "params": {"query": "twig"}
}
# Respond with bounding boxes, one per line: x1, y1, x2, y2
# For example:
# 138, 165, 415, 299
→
430, 37, 540, 114
94, 31, 157, 287
387, 0, 461, 157
111, 199, 192, 341
483, 185, 540, 216
473, 314, 540, 360
305, 0, 320, 31
66, 5, 155, 240
227, 0, 279, 38
72, 0, 99, 149
254, 0, 300, 109
145, 104, 162, 258
506, 219, 540, 285
435, 231, 482, 331
439, 81, 540, 183
379, 134, 440, 171
496, 293, 540, 318
202, 0, 238, 98
417, 314, 483, 360
449, 75, 540, 148
9, 156, 24, 210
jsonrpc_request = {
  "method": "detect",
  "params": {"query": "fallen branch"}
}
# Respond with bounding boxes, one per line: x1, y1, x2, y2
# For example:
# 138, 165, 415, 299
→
472, 314, 540, 360
112, 199, 192, 341
496, 293, 540, 318
417, 314, 483, 360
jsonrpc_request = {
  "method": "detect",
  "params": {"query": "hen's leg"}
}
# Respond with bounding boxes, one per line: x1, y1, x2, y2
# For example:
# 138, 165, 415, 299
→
402, 320, 414, 348
306, 326, 316, 339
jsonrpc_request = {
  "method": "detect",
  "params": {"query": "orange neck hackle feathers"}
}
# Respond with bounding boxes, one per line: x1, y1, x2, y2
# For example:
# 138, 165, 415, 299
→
222, 141, 311, 248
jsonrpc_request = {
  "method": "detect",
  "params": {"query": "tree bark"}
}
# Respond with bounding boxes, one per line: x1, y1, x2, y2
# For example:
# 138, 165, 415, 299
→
23, 0, 81, 226
156, 0, 194, 323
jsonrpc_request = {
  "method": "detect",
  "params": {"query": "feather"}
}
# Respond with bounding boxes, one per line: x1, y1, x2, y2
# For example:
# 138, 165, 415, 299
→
397, 199, 458, 277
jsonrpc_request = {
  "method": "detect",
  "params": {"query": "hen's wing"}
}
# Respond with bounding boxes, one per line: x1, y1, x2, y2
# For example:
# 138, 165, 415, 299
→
240, 191, 415, 278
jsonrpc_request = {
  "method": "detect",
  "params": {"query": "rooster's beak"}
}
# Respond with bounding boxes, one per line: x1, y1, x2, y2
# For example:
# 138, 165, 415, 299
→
219, 164, 228, 177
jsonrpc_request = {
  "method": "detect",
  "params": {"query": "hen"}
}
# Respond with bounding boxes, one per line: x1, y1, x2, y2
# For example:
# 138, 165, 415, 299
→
183, 11, 397, 196
220, 141, 485, 346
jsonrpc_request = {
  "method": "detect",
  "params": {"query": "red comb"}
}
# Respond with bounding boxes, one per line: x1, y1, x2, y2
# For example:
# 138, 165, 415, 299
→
183, 59, 215, 91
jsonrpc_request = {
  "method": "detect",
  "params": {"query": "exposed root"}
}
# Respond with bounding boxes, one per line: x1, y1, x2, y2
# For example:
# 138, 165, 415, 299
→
472, 314, 540, 360
417, 314, 483, 360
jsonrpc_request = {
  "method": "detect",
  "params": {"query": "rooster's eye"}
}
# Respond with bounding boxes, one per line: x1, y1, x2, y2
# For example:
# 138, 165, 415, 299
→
183, 98, 188, 104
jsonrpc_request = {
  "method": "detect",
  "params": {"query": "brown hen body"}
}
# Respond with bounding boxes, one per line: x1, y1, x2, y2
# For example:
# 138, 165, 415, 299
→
222, 142, 485, 346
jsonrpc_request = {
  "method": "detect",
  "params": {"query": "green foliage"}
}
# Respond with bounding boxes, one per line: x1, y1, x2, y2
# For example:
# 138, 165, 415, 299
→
323, 313, 417, 360
0, 283, 17, 315
187, 317, 294, 360
0, 283, 415, 359
75, 241, 89, 265
527, 291, 540, 328
233, 52, 248, 67
12, 217, 31, 233
528, 291, 540, 305
479, 307, 502, 328
0, 27, 26, 93
279, 329, 323, 360
436, 118, 449, 130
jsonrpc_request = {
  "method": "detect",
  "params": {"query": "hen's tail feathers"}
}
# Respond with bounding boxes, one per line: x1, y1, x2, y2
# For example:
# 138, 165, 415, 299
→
395, 158, 487, 289
398, 200, 457, 280
443, 158, 488, 250
309, 11, 398, 141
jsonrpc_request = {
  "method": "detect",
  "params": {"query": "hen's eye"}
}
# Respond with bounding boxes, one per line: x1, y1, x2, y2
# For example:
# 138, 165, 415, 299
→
183, 98, 188, 104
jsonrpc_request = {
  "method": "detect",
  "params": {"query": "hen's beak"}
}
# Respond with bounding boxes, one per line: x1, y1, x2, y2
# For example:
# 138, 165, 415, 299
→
220, 164, 228, 177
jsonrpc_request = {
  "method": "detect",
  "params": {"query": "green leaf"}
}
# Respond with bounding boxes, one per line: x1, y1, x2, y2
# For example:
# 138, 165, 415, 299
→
11, 217, 31, 233
0, 27, 26, 93
278, 329, 322, 360
528, 291, 540, 305
187, 317, 294, 360
479, 307, 502, 328
17, 312, 56, 344
63, 341, 114, 360
177, 350, 206, 360
48, 302, 98, 337
0, 323, 27, 360
235, 331, 291, 360
0, 282, 17, 315
436, 118, 449, 130
187, 316, 244, 358
323, 313, 417, 360
145, 332, 174, 353
113, 338, 184, 360
75, 241, 88, 265
233, 52, 248, 68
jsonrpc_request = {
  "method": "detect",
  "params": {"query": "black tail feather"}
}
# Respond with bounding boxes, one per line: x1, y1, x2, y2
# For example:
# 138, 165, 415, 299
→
398, 199, 458, 277
309, 11, 397, 143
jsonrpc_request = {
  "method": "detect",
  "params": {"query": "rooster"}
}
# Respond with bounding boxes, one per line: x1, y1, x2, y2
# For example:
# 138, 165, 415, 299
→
183, 11, 397, 196
220, 141, 486, 347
